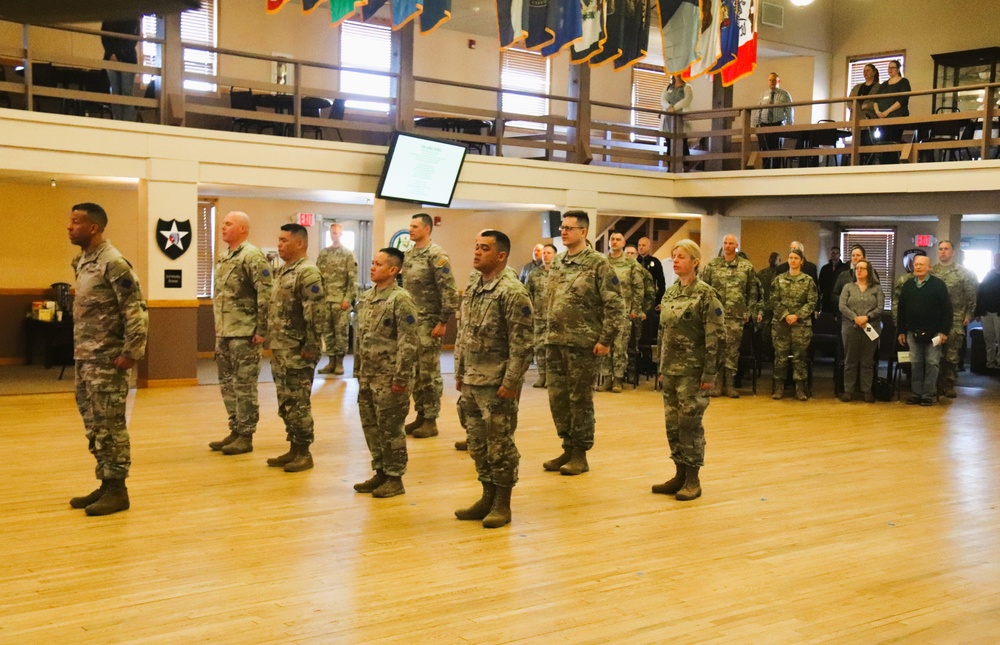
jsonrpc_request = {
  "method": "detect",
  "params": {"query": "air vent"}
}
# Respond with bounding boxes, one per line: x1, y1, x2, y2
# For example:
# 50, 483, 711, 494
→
761, 2, 783, 27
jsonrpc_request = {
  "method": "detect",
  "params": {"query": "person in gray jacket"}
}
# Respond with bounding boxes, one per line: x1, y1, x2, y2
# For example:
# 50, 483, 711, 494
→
838, 259, 884, 402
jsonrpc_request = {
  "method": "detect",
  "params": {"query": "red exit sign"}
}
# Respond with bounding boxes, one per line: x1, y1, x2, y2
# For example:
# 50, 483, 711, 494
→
298, 213, 314, 227
915, 234, 935, 248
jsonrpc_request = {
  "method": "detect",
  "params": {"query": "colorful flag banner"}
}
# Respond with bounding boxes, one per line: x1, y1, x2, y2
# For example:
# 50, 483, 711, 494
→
539, 0, 584, 57
328, 0, 362, 25
570, 0, 607, 63
721, 0, 757, 86
303, 0, 325, 12
707, 0, 737, 73
587, 0, 621, 66
612, 0, 653, 69
419, 0, 452, 33
497, 0, 530, 49
266, 0, 291, 13
686, 0, 721, 79
659, 0, 700, 75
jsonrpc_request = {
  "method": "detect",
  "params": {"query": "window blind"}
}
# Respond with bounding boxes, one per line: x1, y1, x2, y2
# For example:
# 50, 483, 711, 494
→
340, 20, 391, 111
501, 48, 549, 118
197, 199, 216, 298
841, 229, 896, 310
847, 53, 905, 95
632, 66, 669, 138
141, 1, 217, 86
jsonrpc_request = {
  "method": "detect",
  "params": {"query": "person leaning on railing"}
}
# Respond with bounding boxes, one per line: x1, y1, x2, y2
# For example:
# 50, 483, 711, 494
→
874, 60, 911, 163
849, 63, 881, 121
660, 75, 693, 160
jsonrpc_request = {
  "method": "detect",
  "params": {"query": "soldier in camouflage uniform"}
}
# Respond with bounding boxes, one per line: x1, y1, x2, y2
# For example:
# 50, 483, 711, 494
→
932, 240, 978, 398
67, 203, 148, 516
756, 251, 780, 361
210, 211, 273, 456
401, 214, 459, 438
601, 233, 646, 393
654, 239, 723, 501
353, 248, 419, 498
699, 235, 761, 398
543, 211, 624, 476
454, 231, 534, 528
770, 248, 818, 401
265, 224, 326, 473
626, 245, 657, 314
525, 244, 556, 388
316, 222, 358, 376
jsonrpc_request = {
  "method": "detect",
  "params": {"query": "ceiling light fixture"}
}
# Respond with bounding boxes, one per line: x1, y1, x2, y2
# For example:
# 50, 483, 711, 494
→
789, 0, 814, 6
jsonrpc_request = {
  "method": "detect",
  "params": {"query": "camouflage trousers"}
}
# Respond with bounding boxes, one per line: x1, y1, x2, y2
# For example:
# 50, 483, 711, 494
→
358, 377, 409, 476
938, 325, 965, 389
545, 344, 600, 451
412, 320, 443, 419
459, 384, 521, 487
533, 317, 546, 378
601, 313, 632, 379
717, 317, 745, 372
215, 337, 261, 436
271, 348, 318, 446
661, 375, 709, 467
323, 303, 351, 357
772, 320, 812, 382
75, 360, 131, 480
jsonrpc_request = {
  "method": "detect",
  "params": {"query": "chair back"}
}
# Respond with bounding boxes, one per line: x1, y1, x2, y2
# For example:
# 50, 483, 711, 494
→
329, 98, 346, 120
230, 87, 256, 111
144, 78, 158, 99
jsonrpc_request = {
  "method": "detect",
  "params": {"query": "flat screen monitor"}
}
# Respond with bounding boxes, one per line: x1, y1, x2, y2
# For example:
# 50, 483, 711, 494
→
375, 131, 467, 208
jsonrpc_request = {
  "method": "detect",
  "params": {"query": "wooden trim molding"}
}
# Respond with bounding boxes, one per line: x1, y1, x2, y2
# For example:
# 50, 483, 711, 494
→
146, 300, 201, 308
0, 288, 50, 296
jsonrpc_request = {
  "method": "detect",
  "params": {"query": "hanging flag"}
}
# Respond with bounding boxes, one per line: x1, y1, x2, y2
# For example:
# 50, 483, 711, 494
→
328, 0, 362, 25
612, 0, 653, 69
721, 0, 758, 86
587, 0, 621, 66
570, 0, 607, 64
267, 0, 291, 13
497, 0, 529, 49
419, 0, 452, 33
524, 0, 555, 50
707, 0, 738, 73
659, 0, 700, 74
686, 0, 721, 78
539, 0, 584, 57
361, 0, 387, 21
303, 0, 326, 12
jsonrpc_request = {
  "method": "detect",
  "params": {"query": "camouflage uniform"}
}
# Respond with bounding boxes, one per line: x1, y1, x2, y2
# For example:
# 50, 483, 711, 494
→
891, 274, 914, 327
72, 241, 148, 480
316, 244, 358, 358
355, 283, 419, 476
455, 269, 533, 487
932, 261, 978, 392
544, 247, 624, 452
268, 257, 326, 447
700, 255, 761, 373
214, 241, 272, 438
770, 272, 818, 382
525, 264, 551, 379
757, 264, 779, 358
603, 253, 646, 381
659, 278, 724, 467
402, 242, 459, 420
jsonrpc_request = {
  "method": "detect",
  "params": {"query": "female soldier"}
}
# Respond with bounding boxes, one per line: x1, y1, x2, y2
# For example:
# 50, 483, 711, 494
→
771, 248, 818, 400
653, 239, 723, 501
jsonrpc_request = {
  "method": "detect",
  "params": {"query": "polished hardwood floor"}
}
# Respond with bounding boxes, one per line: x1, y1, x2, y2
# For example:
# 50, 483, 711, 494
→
2, 372, 999, 643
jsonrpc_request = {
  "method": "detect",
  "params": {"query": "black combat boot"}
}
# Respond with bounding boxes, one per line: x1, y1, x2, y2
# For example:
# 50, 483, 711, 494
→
456, 482, 496, 520
483, 485, 512, 528
85, 479, 130, 516
209, 432, 238, 451
354, 470, 386, 493
652, 462, 685, 495
70, 480, 107, 509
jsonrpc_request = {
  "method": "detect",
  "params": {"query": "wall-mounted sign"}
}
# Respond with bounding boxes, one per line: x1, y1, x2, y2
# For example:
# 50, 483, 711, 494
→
389, 229, 413, 252
164, 269, 182, 288
298, 212, 314, 227
914, 234, 936, 248
156, 219, 192, 260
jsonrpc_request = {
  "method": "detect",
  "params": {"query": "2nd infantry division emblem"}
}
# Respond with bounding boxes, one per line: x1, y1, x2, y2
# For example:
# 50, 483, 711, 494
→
156, 219, 192, 260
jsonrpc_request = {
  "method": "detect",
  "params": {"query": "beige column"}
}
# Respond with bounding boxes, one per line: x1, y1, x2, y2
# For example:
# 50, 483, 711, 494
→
700, 211, 742, 260
936, 214, 963, 251
136, 159, 200, 387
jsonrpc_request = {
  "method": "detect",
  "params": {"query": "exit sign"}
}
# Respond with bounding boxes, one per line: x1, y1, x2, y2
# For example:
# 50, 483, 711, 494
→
915, 234, 935, 248
298, 213, 314, 226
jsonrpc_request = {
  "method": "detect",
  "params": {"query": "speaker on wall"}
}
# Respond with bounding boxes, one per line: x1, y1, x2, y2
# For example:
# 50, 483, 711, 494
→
542, 210, 562, 238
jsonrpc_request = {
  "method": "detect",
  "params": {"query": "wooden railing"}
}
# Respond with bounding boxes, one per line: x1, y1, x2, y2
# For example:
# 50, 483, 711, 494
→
1, 21, 997, 171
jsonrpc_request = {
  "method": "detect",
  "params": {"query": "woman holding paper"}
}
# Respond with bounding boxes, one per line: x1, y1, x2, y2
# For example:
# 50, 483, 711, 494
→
839, 259, 884, 402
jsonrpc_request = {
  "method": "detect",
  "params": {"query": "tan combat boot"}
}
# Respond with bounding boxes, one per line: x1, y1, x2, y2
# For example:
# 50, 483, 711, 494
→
652, 462, 685, 495
772, 379, 784, 400
354, 470, 386, 493
85, 479, 129, 516
284, 445, 314, 472
209, 432, 238, 451
724, 369, 740, 398
795, 381, 809, 401
559, 448, 589, 476
411, 419, 439, 438
455, 482, 496, 520
483, 485, 512, 528
221, 434, 253, 455
372, 476, 405, 498
70, 480, 107, 509
543, 450, 571, 472
332, 355, 345, 376
267, 443, 296, 467
675, 466, 702, 501
317, 360, 337, 375
404, 413, 424, 435
454, 439, 468, 451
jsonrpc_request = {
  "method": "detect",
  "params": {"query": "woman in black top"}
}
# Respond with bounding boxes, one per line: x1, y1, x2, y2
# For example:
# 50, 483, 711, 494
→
875, 60, 911, 163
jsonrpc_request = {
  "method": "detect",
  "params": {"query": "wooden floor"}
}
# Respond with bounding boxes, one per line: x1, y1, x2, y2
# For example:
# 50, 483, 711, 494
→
2, 372, 1000, 644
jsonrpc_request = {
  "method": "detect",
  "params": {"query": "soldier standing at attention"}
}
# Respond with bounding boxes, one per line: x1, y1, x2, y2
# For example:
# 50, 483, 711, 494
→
402, 213, 459, 439
699, 234, 761, 398
67, 202, 148, 516
542, 211, 624, 476
526, 243, 556, 388
932, 240, 978, 398
316, 222, 357, 376
209, 211, 273, 455
454, 231, 533, 528
602, 232, 646, 392
265, 224, 326, 473
770, 248, 818, 401
756, 251, 780, 361
353, 248, 419, 498
653, 239, 723, 501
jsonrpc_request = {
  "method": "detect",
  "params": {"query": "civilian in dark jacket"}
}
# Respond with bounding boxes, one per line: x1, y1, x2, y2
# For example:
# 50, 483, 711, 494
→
975, 252, 1000, 372
896, 255, 952, 405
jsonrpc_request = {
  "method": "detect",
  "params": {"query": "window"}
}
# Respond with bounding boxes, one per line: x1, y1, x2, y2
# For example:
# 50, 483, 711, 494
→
197, 199, 216, 298
339, 21, 392, 113
840, 229, 895, 310
501, 48, 549, 127
142, 0, 218, 92
632, 66, 669, 142
847, 52, 905, 96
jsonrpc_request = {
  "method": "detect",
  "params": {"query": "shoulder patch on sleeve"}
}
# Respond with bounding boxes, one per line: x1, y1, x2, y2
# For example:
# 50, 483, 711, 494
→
405, 314, 416, 324
311, 285, 321, 293
611, 276, 620, 285
262, 268, 270, 277
118, 276, 134, 289
715, 307, 723, 317
521, 305, 532, 317
436, 258, 449, 269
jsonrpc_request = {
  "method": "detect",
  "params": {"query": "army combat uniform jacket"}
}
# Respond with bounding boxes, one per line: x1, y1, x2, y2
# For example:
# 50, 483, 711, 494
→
268, 257, 326, 356
214, 241, 273, 338
73, 241, 148, 361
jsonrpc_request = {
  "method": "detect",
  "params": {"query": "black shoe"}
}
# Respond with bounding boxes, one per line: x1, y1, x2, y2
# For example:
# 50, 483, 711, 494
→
920, 397, 934, 406
906, 395, 921, 405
